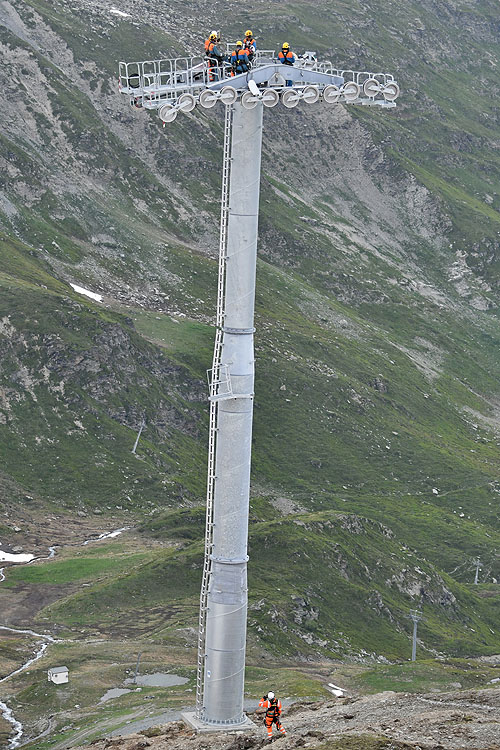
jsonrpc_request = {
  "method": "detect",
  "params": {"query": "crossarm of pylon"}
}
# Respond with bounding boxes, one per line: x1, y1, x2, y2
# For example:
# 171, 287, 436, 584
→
207, 64, 344, 90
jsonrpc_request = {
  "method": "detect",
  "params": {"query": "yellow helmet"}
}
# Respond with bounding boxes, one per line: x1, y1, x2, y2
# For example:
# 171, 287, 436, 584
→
245, 29, 252, 37
209, 32, 217, 41
236, 40, 243, 47
282, 42, 290, 50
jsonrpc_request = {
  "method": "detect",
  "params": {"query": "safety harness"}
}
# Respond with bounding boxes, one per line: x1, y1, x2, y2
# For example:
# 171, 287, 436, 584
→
265, 697, 280, 720
232, 49, 249, 74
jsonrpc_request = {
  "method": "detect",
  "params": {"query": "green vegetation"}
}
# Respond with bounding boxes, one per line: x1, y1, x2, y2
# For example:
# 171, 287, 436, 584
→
1, 8, 500, 750
4, 553, 148, 585
29, 509, 497, 660
351, 659, 500, 695
245, 667, 328, 699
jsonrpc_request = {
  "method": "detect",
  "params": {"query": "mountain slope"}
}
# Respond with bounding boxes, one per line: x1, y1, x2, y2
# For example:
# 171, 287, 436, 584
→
0, 0, 499, 663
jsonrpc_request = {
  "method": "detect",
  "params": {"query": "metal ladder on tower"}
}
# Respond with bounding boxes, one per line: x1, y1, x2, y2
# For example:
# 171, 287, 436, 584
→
196, 103, 233, 718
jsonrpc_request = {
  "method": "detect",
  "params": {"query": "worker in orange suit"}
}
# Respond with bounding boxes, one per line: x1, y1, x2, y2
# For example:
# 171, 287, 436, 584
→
204, 30, 220, 53
243, 29, 257, 63
231, 41, 250, 76
206, 32, 224, 82
204, 31, 214, 53
277, 42, 296, 86
258, 692, 286, 738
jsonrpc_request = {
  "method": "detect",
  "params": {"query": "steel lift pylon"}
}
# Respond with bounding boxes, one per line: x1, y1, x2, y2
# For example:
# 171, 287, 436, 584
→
118, 48, 400, 731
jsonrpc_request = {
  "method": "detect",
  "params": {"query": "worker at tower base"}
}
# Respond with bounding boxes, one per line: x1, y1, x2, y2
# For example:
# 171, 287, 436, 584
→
258, 692, 286, 738
231, 41, 250, 76
243, 30, 257, 63
278, 42, 295, 86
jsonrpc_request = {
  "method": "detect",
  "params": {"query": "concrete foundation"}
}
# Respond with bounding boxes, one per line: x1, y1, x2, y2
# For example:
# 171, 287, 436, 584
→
181, 711, 257, 734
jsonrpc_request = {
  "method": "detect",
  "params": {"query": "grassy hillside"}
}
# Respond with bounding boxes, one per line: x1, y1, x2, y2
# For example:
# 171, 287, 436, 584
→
2, 507, 491, 661
0, 0, 499, 672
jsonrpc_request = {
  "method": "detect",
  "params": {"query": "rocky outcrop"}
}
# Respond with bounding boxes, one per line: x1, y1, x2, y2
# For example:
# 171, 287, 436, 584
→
72, 689, 500, 750
0, 308, 204, 438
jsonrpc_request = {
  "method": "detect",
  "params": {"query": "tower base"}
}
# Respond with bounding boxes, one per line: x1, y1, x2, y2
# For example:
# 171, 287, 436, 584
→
181, 712, 257, 734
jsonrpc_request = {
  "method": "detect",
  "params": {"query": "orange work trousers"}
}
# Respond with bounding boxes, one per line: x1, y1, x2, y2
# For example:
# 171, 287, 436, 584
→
265, 716, 286, 737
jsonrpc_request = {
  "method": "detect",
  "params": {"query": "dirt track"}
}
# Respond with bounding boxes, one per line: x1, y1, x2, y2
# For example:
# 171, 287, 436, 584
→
73, 688, 500, 750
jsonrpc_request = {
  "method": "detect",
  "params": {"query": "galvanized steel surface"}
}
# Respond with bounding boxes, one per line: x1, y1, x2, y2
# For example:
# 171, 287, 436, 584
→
202, 102, 263, 725
196, 105, 234, 717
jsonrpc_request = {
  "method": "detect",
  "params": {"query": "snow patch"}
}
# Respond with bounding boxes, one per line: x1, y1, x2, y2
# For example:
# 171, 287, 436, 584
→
69, 283, 102, 303
0, 551, 35, 563
82, 527, 128, 545
109, 7, 131, 17
329, 689, 345, 698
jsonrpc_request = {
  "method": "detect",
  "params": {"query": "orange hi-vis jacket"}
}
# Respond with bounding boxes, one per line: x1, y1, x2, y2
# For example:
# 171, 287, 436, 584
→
278, 49, 295, 65
243, 36, 257, 54
207, 41, 223, 59
259, 697, 282, 718
205, 36, 220, 54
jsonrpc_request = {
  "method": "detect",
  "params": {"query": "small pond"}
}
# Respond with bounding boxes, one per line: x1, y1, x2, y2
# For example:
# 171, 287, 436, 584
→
125, 673, 189, 688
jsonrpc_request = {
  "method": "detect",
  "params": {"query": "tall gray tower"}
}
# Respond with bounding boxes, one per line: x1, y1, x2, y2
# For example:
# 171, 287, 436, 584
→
119, 48, 399, 729
201, 101, 262, 725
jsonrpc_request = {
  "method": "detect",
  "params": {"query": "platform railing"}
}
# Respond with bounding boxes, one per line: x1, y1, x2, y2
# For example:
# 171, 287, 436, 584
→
119, 55, 208, 91
333, 69, 396, 86
119, 55, 397, 96
119, 53, 400, 116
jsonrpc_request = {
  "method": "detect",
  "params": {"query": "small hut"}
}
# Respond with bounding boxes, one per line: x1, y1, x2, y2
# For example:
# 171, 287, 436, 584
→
48, 666, 69, 684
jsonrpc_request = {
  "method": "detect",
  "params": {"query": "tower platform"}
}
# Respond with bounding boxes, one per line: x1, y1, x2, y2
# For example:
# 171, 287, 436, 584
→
118, 49, 399, 121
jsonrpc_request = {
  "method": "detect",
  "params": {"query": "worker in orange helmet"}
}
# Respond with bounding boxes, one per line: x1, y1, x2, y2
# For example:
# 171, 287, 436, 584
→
277, 42, 296, 86
258, 692, 286, 738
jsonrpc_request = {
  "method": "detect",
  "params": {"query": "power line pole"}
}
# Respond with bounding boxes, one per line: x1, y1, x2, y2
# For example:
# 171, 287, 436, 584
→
132, 418, 146, 454
134, 651, 142, 684
409, 609, 423, 661
473, 558, 481, 585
